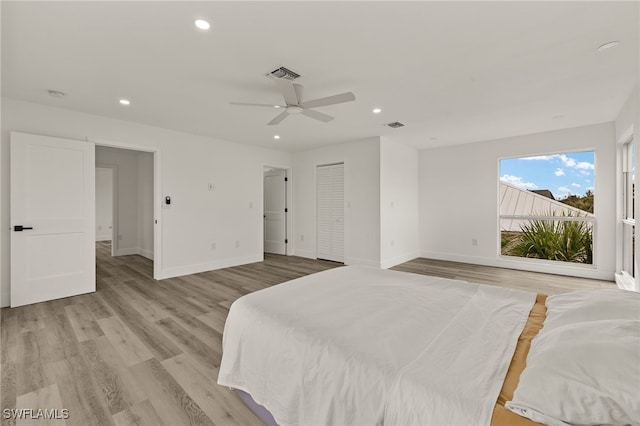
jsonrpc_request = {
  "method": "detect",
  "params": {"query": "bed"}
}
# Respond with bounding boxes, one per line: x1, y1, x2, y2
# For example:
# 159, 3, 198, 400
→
217, 265, 640, 426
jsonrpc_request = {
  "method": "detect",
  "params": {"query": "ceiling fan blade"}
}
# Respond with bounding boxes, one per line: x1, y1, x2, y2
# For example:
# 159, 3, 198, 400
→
293, 83, 304, 104
302, 109, 334, 123
300, 92, 356, 109
268, 111, 289, 125
274, 79, 300, 105
230, 102, 284, 108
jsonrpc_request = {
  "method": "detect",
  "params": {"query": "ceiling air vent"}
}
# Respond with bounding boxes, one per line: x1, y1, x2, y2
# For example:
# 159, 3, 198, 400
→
266, 66, 301, 81
386, 121, 405, 128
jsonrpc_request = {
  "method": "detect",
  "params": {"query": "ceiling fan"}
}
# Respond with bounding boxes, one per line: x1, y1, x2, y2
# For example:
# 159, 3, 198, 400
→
230, 79, 356, 125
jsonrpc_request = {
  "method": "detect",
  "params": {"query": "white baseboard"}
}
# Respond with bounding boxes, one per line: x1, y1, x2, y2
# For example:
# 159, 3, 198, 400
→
294, 249, 315, 259
138, 248, 154, 260
380, 251, 419, 269
114, 247, 154, 260
114, 247, 139, 256
345, 257, 381, 268
96, 236, 112, 242
160, 254, 262, 280
420, 250, 615, 281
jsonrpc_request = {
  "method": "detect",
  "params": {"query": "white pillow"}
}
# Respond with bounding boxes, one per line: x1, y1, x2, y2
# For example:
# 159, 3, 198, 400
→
544, 289, 640, 330
506, 319, 640, 426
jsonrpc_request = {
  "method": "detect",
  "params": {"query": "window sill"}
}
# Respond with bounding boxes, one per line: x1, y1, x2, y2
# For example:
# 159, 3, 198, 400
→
615, 271, 636, 291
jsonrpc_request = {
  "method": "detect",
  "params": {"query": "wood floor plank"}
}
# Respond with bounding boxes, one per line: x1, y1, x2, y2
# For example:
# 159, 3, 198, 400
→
112, 283, 170, 323
92, 336, 147, 406
155, 318, 220, 372
16, 304, 47, 334
195, 307, 228, 335
1, 362, 17, 426
96, 317, 153, 367
1, 308, 19, 364
111, 400, 165, 426
99, 288, 182, 361
15, 383, 66, 426
79, 339, 130, 415
16, 331, 51, 396
129, 359, 214, 426
72, 294, 114, 321
45, 356, 114, 426
162, 354, 262, 426
64, 304, 105, 342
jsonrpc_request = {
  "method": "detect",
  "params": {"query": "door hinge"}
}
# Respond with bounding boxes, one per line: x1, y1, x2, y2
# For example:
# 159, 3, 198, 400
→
285, 208, 288, 213
285, 177, 288, 182
285, 239, 288, 244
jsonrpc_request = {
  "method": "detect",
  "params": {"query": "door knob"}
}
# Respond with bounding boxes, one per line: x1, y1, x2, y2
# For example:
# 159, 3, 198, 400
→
14, 225, 34, 231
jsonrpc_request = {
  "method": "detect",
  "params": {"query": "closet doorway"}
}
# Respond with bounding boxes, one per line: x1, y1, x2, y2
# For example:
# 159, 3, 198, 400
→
263, 167, 288, 255
316, 163, 344, 263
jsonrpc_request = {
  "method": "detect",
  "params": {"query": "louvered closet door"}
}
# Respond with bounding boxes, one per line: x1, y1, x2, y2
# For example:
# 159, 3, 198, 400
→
317, 163, 344, 262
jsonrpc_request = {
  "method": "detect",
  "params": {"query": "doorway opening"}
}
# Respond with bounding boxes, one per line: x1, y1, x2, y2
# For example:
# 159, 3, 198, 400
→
316, 163, 345, 263
95, 166, 114, 244
263, 166, 289, 255
93, 141, 160, 279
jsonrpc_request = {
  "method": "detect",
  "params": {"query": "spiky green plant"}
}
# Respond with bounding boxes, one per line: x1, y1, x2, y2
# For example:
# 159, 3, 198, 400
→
502, 211, 593, 264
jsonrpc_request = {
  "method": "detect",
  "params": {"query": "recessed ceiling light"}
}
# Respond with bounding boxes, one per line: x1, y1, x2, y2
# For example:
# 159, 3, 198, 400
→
372, 108, 382, 114
597, 41, 621, 51
119, 99, 131, 106
274, 105, 281, 108
552, 114, 565, 119
195, 19, 210, 30
273, 135, 280, 140
47, 89, 66, 98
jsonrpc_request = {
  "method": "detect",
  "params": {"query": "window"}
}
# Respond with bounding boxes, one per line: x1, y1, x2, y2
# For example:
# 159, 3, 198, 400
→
621, 140, 635, 281
499, 151, 595, 265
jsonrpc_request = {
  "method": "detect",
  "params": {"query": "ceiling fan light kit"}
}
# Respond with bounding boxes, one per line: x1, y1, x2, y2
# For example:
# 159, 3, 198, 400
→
231, 77, 356, 126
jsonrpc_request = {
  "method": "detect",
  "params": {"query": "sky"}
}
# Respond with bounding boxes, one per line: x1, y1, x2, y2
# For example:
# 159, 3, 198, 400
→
500, 151, 595, 199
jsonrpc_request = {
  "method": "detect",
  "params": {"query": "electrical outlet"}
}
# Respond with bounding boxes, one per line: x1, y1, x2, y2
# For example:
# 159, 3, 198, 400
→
300, 234, 304, 241
472, 238, 478, 246
249, 201, 253, 208
211, 242, 216, 250
391, 239, 395, 247
208, 183, 215, 191
235, 240, 240, 248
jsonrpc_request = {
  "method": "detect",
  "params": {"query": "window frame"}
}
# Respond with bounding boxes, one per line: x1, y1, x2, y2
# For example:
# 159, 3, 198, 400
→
498, 150, 597, 268
619, 136, 635, 286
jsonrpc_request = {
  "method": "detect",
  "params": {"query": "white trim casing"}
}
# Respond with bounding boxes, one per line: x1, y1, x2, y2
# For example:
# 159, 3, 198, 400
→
89, 137, 162, 280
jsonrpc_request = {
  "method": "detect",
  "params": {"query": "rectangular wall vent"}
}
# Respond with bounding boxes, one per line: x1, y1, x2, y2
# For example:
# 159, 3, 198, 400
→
266, 66, 301, 81
386, 121, 405, 128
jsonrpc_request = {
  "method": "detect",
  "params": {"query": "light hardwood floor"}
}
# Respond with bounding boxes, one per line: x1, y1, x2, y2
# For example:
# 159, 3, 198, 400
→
1, 243, 614, 426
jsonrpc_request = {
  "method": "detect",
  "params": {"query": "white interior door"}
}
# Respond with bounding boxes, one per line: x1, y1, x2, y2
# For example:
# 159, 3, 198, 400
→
264, 168, 287, 255
317, 163, 344, 262
11, 132, 96, 307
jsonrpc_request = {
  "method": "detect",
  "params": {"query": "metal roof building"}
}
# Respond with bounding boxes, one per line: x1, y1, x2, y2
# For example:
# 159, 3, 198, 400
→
500, 182, 594, 232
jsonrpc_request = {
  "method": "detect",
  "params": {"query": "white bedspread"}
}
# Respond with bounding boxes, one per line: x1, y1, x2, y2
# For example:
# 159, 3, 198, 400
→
217, 266, 535, 426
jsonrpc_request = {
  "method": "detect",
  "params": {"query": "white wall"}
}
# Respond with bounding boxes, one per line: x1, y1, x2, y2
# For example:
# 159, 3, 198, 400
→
380, 138, 419, 268
1, 98, 291, 307
95, 167, 113, 241
293, 137, 381, 266
615, 84, 638, 140
96, 146, 140, 255
419, 122, 616, 280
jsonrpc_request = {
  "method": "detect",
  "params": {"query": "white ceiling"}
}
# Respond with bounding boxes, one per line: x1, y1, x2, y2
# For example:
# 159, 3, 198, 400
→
2, 1, 638, 151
